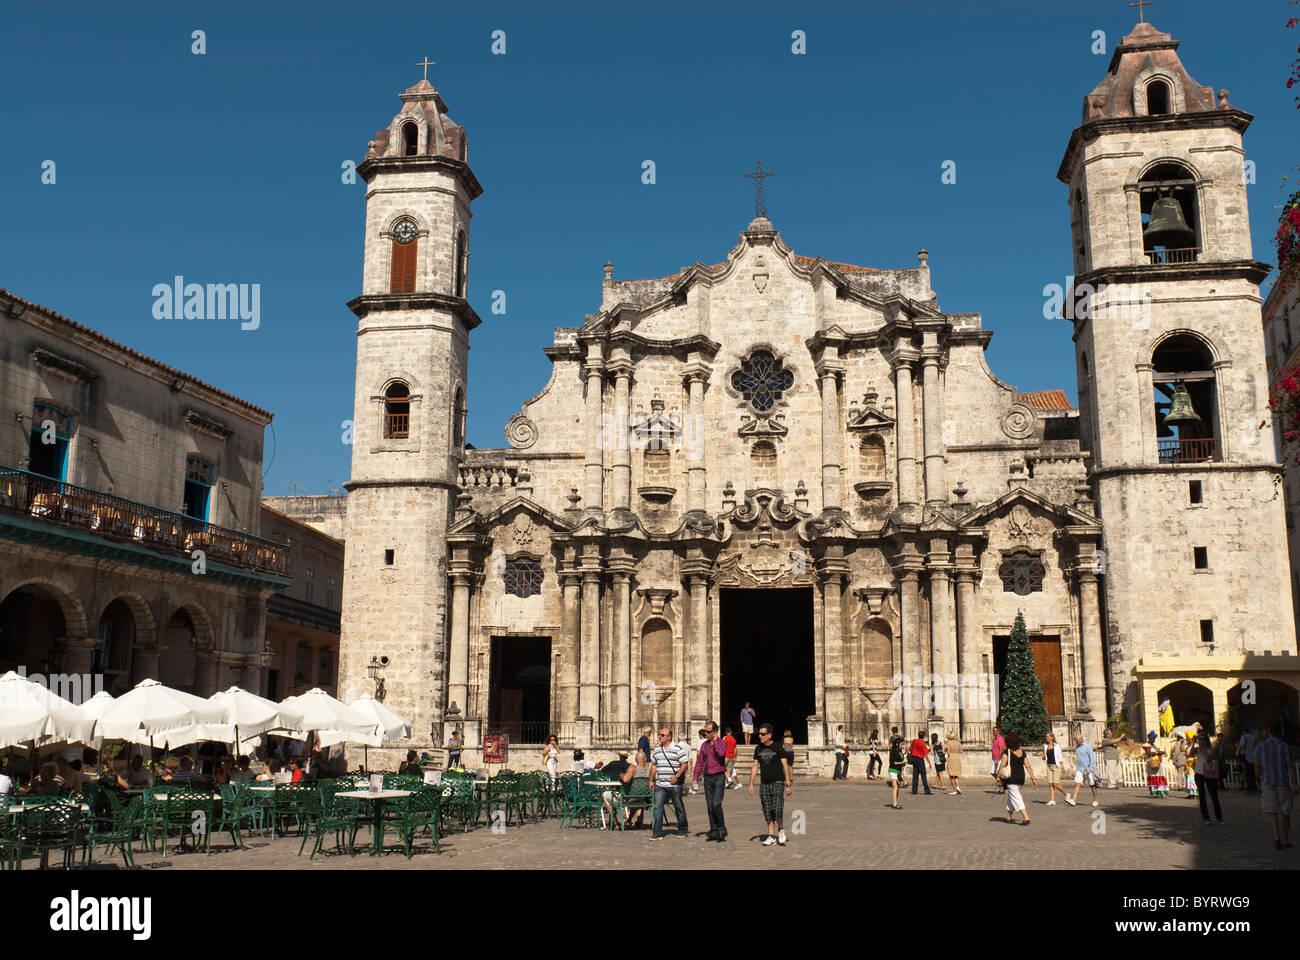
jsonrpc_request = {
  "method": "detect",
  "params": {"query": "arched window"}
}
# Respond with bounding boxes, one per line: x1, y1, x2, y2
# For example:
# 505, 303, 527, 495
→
183, 456, 213, 522
384, 382, 410, 439
401, 120, 418, 157
1139, 162, 1199, 263
1146, 79, 1171, 116
389, 218, 418, 293
1152, 334, 1220, 463
453, 230, 467, 298
452, 387, 465, 449
859, 435, 886, 481
751, 440, 777, 488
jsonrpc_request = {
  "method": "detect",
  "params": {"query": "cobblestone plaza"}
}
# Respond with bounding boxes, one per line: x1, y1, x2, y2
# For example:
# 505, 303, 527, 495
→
34, 781, 1294, 871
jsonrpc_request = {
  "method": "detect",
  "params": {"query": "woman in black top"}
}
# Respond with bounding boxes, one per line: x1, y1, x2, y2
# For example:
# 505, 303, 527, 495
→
997, 731, 1037, 825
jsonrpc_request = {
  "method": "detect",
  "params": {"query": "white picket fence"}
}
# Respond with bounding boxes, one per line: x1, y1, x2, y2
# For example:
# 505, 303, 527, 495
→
1109, 757, 1290, 789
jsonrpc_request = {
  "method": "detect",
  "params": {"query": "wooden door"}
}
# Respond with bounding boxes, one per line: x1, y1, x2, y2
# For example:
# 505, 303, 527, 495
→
1029, 637, 1065, 717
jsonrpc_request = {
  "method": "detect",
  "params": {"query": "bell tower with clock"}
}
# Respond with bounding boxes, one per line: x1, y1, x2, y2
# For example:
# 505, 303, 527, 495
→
339, 69, 483, 757
1058, 20, 1295, 717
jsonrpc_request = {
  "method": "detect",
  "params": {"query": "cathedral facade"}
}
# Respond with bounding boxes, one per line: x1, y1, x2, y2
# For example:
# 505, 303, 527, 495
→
339, 21, 1297, 762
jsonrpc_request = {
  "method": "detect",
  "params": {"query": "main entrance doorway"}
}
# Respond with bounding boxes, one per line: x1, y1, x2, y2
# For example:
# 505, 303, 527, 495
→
488, 635, 551, 743
719, 587, 815, 743
993, 634, 1065, 718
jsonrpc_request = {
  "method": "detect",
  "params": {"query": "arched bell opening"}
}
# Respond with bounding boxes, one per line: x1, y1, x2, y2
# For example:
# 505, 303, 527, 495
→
1152, 334, 1220, 463
1139, 162, 1200, 264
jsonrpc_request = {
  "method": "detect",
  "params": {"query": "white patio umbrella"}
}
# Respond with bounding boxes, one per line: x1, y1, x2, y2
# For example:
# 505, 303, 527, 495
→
273, 688, 381, 761
92, 678, 226, 749
344, 695, 412, 769
76, 689, 116, 749
204, 686, 305, 751
0, 669, 94, 749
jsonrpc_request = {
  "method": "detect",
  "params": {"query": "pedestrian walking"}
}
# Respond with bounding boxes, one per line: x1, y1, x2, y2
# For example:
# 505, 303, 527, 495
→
930, 733, 946, 791
991, 726, 1006, 793
1067, 732, 1099, 807
1190, 730, 1223, 824
749, 723, 793, 846
867, 731, 882, 780
740, 703, 756, 744
782, 730, 796, 777
692, 720, 729, 842
833, 724, 849, 781
1251, 721, 1296, 849
1100, 727, 1124, 790
997, 731, 1036, 825
722, 727, 740, 788
540, 735, 559, 778
1043, 732, 1068, 805
909, 730, 931, 795
1142, 732, 1168, 797
447, 729, 462, 769
944, 732, 963, 795
1240, 726, 1260, 794
648, 727, 689, 840
887, 734, 906, 808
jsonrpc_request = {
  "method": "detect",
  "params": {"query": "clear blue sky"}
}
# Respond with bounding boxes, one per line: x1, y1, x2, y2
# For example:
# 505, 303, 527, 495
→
2, 0, 1293, 497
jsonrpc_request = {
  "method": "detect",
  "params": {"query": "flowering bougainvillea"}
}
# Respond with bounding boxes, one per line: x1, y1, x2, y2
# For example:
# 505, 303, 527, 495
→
1266, 366, 1300, 463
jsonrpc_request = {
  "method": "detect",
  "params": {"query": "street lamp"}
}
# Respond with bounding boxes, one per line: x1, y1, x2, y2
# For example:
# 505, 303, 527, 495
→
367, 655, 387, 702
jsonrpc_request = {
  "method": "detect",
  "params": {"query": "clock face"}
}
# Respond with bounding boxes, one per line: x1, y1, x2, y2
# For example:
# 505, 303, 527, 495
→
393, 220, 417, 245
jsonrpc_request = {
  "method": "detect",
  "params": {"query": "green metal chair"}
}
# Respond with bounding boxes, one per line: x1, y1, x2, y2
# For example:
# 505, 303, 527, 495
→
299, 783, 362, 859
159, 790, 213, 856
394, 788, 441, 858
271, 783, 315, 836
18, 801, 82, 869
615, 777, 652, 830
83, 795, 142, 868
0, 807, 20, 870
212, 784, 251, 851
439, 775, 479, 833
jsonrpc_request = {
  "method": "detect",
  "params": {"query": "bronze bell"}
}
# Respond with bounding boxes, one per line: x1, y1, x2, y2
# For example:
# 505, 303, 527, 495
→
1144, 196, 1195, 249
1155, 403, 1174, 437
1163, 382, 1202, 429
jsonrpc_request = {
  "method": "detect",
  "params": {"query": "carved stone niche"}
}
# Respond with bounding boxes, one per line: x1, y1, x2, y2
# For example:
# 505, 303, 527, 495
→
635, 588, 678, 618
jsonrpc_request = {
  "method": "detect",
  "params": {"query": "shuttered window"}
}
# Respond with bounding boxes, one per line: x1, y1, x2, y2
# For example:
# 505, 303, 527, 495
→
390, 236, 418, 293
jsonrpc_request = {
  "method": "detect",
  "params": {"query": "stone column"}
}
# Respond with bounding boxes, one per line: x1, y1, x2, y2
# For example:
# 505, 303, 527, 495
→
821, 570, 847, 723
1076, 564, 1107, 718
819, 367, 842, 510
898, 569, 922, 732
928, 559, 956, 722
954, 568, 982, 728
559, 569, 581, 721
130, 644, 162, 685
921, 342, 947, 510
683, 365, 710, 513
609, 565, 633, 726
893, 349, 920, 517
686, 572, 710, 723
579, 564, 602, 719
60, 636, 97, 679
583, 352, 605, 513
448, 572, 472, 716
196, 651, 221, 698
610, 359, 633, 512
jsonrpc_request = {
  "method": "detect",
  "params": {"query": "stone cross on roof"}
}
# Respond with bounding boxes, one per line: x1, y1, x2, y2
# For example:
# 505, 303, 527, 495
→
417, 56, 437, 82
744, 162, 774, 219
1128, 0, 1151, 23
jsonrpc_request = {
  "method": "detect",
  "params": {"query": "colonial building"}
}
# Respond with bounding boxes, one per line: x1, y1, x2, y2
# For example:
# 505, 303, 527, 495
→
0, 289, 288, 697
261, 503, 343, 701
339, 20, 1298, 763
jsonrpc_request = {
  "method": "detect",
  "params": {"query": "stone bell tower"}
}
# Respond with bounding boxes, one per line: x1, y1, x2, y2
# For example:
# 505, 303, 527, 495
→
1059, 20, 1295, 716
339, 71, 483, 755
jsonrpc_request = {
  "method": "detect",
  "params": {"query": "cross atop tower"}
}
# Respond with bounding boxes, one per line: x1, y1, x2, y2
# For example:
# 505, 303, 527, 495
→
417, 56, 437, 82
744, 161, 775, 219
1128, 0, 1152, 23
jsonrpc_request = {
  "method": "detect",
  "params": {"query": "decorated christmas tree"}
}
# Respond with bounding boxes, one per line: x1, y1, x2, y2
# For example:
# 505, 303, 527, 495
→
1000, 610, 1048, 744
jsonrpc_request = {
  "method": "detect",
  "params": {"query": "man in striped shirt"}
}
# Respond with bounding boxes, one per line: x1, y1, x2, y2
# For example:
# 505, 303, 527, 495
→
1251, 721, 1297, 850
648, 727, 689, 840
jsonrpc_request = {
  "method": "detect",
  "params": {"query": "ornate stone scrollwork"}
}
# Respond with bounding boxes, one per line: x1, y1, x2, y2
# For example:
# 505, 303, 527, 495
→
1001, 402, 1036, 440
505, 412, 538, 449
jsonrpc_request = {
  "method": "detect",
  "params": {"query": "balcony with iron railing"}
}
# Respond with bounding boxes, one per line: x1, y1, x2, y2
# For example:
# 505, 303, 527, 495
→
1157, 437, 1221, 464
1145, 247, 1200, 265
0, 466, 289, 576
383, 411, 409, 439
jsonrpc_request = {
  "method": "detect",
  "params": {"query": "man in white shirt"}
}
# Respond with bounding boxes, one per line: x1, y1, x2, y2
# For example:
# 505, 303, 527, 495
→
833, 725, 848, 780
0, 771, 12, 796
